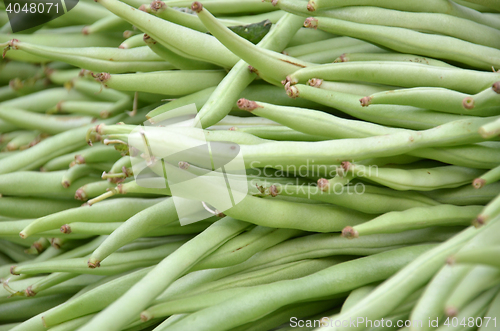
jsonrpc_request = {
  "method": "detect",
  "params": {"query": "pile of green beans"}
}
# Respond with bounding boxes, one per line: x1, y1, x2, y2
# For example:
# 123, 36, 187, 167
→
0, 0, 499, 330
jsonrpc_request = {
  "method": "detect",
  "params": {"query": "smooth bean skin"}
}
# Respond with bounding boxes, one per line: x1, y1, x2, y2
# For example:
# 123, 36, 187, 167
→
305, 0, 500, 30
143, 258, 343, 320
423, 182, 500, 206
0, 294, 72, 323
20, 198, 164, 238
347, 164, 484, 191
318, 6, 500, 49
348, 205, 483, 237
0, 171, 96, 199
287, 62, 500, 94
11, 241, 186, 276
192, 227, 302, 270
41, 267, 152, 327
0, 88, 90, 113
321, 221, 499, 331
410, 265, 472, 331
158, 227, 456, 302
0, 197, 80, 219
194, 13, 305, 128
223, 194, 372, 232
479, 291, 500, 331
453, 246, 500, 269
87, 198, 179, 266
95, 0, 240, 67
445, 265, 500, 316
159, 245, 435, 331
79, 217, 252, 331
99, 70, 227, 95
292, 84, 471, 130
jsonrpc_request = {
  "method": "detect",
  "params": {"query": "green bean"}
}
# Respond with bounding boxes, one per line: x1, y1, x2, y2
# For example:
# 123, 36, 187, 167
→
193, 227, 302, 270
474, 192, 500, 226
0, 323, 18, 331
287, 27, 335, 47
238, 99, 402, 138
303, 16, 500, 70
0, 88, 90, 113
0, 294, 72, 323
0, 198, 80, 219
70, 79, 129, 103
159, 227, 456, 301
241, 116, 497, 169
8, 78, 52, 97
0, 61, 41, 85
306, 0, 500, 30
74, 180, 117, 201
25, 237, 51, 255
193, 3, 312, 84
20, 197, 163, 238
193, 13, 305, 128
5, 41, 164, 63
232, 300, 343, 331
10, 241, 187, 276
223, 194, 372, 232
286, 62, 500, 94
45, 314, 95, 331
94, 70, 226, 95
61, 165, 100, 189
22, 273, 97, 297
78, 217, 252, 331
474, 164, 500, 188
86, 198, 179, 267
40, 147, 92, 172
49, 100, 118, 118
336, 52, 455, 68
423, 182, 500, 206
95, 0, 240, 67
5, 131, 40, 151
283, 36, 364, 57
439, 285, 500, 331
444, 265, 500, 317
364, 85, 500, 116
147, 87, 216, 120
318, 6, 500, 50
0, 219, 53, 237
262, 182, 438, 214
298, 43, 386, 64
74, 145, 122, 165
0, 241, 32, 263
0, 124, 103, 174
344, 164, 484, 191
82, 15, 131, 35
479, 117, 500, 139
2, 40, 174, 73
452, 246, 500, 269
0, 86, 17, 103
143, 34, 217, 70
410, 265, 472, 331
290, 84, 472, 130
158, 244, 434, 331
343, 205, 482, 238
320, 220, 500, 331
148, 0, 276, 15
234, 126, 328, 141
458, 0, 500, 11
341, 285, 377, 313
109, 155, 132, 175
60, 222, 121, 236
143, 258, 345, 320
480, 290, 500, 330
119, 33, 146, 49
40, 267, 152, 328
0, 108, 95, 135
0, 171, 97, 199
